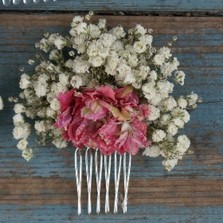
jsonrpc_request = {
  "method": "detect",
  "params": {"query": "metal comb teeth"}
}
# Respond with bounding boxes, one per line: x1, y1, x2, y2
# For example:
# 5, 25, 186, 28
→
74, 148, 132, 215
2, 0, 56, 6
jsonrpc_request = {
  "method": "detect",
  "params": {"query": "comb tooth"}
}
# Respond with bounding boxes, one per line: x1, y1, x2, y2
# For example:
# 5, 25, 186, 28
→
2, 0, 11, 6
95, 149, 103, 214
113, 152, 122, 213
104, 154, 111, 213
12, 0, 21, 5
23, 0, 31, 4
122, 153, 132, 213
2, 0, 55, 5
74, 149, 82, 215
85, 148, 93, 215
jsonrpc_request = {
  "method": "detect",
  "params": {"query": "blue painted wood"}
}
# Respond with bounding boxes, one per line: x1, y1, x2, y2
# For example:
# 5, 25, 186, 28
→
1, 205, 223, 222
0, 0, 223, 12
0, 14, 222, 222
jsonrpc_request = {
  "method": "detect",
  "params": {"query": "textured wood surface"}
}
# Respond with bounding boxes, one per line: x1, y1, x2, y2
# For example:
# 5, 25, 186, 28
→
0, 14, 223, 222
0, 0, 223, 12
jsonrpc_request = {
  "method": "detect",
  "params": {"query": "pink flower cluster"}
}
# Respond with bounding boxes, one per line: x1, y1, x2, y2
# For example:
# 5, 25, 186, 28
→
55, 85, 150, 155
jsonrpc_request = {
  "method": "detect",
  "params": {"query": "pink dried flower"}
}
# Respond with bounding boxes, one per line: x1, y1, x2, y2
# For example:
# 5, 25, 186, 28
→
55, 85, 150, 155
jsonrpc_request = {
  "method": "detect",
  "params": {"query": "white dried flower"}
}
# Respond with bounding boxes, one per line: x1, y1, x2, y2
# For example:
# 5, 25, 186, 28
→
160, 114, 171, 126
143, 145, 161, 157
166, 123, 178, 136
153, 54, 165, 66
70, 75, 84, 89
34, 121, 47, 134
127, 54, 138, 67
106, 53, 119, 71
59, 73, 70, 86
75, 22, 87, 35
161, 97, 177, 111
178, 97, 188, 108
148, 70, 157, 80
156, 81, 173, 95
176, 135, 191, 154
172, 118, 184, 128
13, 114, 24, 124
50, 98, 60, 111
111, 26, 126, 39
187, 92, 198, 106
148, 105, 160, 121
158, 47, 172, 59
14, 103, 25, 114
72, 57, 90, 74
89, 56, 103, 67
175, 71, 185, 85
13, 123, 31, 140
71, 16, 84, 27
17, 139, 28, 151
98, 19, 106, 29
135, 24, 147, 35
133, 41, 147, 53
117, 63, 134, 84
152, 129, 166, 142
65, 59, 73, 69
181, 110, 190, 123
162, 159, 178, 171
34, 82, 48, 98
100, 33, 116, 47
52, 137, 67, 149
25, 109, 36, 119
49, 49, 60, 61
19, 73, 31, 89
139, 34, 153, 45
22, 149, 33, 162
88, 24, 101, 38
46, 108, 56, 118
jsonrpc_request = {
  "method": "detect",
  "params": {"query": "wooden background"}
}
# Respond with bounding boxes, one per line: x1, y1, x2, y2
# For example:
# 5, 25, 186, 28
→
0, 1, 223, 222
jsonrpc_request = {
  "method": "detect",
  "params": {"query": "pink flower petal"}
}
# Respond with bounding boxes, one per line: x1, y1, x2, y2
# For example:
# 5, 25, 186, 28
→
58, 90, 75, 112
81, 99, 107, 121
96, 85, 117, 103
55, 107, 72, 129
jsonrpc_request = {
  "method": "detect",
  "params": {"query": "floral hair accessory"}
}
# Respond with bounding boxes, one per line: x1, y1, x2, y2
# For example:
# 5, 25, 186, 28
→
12, 12, 201, 215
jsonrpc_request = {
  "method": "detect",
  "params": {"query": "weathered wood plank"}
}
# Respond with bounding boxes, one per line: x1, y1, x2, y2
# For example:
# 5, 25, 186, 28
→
0, 0, 223, 12
0, 205, 222, 223
0, 14, 222, 222
0, 178, 223, 205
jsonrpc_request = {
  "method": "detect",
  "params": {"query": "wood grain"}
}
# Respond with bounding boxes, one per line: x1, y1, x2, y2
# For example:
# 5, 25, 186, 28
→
0, 14, 222, 222
0, 0, 223, 12
0, 178, 222, 206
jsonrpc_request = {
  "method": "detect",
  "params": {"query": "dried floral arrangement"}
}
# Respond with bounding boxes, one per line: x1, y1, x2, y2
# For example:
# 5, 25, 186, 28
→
12, 12, 201, 214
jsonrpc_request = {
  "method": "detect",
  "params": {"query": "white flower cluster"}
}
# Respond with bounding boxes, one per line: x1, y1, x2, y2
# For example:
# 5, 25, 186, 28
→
13, 12, 200, 169
0, 96, 3, 110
